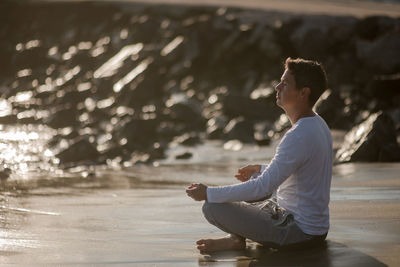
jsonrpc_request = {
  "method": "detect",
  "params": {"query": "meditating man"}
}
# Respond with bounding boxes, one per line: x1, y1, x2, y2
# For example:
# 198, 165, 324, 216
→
186, 57, 332, 252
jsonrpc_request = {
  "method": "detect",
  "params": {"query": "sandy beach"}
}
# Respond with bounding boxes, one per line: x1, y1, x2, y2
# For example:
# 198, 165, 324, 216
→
1, 141, 399, 266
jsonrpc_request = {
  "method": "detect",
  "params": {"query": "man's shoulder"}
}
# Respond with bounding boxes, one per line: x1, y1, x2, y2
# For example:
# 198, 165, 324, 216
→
292, 116, 330, 140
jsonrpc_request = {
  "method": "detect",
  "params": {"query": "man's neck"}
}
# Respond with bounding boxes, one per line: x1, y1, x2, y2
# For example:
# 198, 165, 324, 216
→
286, 107, 315, 125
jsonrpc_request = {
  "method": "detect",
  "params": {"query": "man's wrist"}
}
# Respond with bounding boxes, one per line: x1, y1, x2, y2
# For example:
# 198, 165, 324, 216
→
205, 186, 209, 202
253, 164, 261, 173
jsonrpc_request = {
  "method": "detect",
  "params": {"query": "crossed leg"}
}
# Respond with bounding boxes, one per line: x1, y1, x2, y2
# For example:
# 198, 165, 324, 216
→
198, 201, 326, 253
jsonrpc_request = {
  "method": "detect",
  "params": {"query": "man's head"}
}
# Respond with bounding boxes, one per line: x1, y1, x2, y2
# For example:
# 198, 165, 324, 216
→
283, 57, 327, 108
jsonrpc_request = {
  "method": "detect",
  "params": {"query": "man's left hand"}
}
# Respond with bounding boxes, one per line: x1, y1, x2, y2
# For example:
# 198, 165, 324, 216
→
186, 183, 207, 201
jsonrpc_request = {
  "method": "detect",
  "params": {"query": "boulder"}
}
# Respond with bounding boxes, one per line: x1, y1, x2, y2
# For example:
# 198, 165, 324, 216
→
356, 33, 400, 74
0, 114, 17, 124
315, 89, 354, 130
121, 118, 159, 150
44, 106, 79, 129
366, 73, 400, 110
272, 114, 291, 135
0, 167, 11, 181
173, 132, 201, 146
165, 93, 205, 130
289, 16, 356, 60
355, 16, 398, 41
175, 151, 192, 159
254, 121, 273, 146
206, 114, 228, 139
148, 142, 166, 160
156, 121, 184, 141
336, 111, 400, 163
223, 117, 254, 143
222, 94, 282, 121
56, 137, 100, 164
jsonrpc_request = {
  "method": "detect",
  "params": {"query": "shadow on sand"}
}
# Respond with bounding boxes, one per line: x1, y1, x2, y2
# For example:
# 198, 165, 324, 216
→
199, 240, 387, 267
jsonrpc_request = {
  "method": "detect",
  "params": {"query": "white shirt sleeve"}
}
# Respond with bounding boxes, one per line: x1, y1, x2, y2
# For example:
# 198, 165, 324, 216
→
207, 129, 307, 203
250, 165, 266, 179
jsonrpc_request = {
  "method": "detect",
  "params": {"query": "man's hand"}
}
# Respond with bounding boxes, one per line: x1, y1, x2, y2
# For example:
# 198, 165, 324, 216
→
186, 183, 207, 201
234, 164, 261, 182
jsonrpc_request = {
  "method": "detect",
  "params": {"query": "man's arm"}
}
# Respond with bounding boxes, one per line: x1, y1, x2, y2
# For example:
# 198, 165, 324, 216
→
206, 130, 307, 203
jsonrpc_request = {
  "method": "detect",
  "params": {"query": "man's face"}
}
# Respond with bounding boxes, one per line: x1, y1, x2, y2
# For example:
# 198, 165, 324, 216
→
274, 69, 301, 110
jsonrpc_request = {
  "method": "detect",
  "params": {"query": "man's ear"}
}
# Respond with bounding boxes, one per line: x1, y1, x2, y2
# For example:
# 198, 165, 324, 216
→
301, 87, 311, 98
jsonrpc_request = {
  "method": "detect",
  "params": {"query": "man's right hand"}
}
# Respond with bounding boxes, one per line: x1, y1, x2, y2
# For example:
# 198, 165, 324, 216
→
234, 164, 261, 182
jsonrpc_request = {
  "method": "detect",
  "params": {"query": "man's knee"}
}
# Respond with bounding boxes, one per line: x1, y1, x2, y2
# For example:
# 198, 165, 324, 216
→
202, 201, 224, 225
202, 201, 213, 222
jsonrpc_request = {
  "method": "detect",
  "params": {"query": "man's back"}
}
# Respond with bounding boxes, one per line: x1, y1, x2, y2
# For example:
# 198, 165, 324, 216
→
278, 115, 332, 235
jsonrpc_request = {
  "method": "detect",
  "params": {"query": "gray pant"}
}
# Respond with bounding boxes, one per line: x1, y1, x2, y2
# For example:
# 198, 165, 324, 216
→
202, 200, 325, 248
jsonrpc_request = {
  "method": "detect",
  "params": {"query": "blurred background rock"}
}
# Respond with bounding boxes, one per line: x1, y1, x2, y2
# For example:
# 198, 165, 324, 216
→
0, 0, 399, 172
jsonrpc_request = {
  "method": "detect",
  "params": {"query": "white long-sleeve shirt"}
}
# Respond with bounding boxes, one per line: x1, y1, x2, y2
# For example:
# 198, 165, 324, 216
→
207, 115, 333, 235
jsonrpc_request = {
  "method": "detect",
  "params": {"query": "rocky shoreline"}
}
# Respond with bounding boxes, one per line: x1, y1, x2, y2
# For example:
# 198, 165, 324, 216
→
0, 1, 399, 169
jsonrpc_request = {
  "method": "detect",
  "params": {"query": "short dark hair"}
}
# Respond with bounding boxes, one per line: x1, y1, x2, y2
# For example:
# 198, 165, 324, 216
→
285, 57, 327, 107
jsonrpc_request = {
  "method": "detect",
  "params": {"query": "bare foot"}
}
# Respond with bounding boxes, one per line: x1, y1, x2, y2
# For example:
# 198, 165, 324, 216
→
196, 235, 246, 252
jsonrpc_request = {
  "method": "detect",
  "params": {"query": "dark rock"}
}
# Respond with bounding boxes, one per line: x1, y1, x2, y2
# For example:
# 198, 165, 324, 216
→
12, 46, 53, 70
56, 137, 100, 164
315, 89, 354, 130
101, 144, 127, 160
222, 94, 282, 121
272, 114, 291, 135
388, 109, 400, 137
3, 1, 400, 167
121, 118, 159, 150
44, 106, 79, 129
223, 117, 254, 143
173, 132, 201, 146
130, 152, 152, 165
0, 168, 11, 181
57, 89, 92, 106
125, 62, 165, 106
379, 143, 400, 162
17, 115, 42, 124
355, 16, 398, 41
254, 121, 273, 146
156, 121, 184, 140
175, 151, 192, 159
356, 33, 400, 74
326, 53, 358, 87
289, 16, 356, 60
336, 111, 399, 163
366, 73, 400, 110
148, 142, 166, 160
165, 93, 205, 129
206, 114, 228, 139
0, 114, 17, 124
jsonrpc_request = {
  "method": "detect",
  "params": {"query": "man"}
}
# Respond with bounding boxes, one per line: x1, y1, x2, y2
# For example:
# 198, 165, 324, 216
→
186, 57, 332, 252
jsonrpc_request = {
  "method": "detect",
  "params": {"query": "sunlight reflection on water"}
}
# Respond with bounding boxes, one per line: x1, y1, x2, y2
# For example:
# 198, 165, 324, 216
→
0, 124, 57, 177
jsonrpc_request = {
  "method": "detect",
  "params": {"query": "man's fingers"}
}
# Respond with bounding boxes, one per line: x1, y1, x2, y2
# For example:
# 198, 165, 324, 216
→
187, 183, 199, 190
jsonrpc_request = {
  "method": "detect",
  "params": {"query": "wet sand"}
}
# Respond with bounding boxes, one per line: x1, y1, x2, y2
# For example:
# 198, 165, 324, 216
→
1, 143, 399, 266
